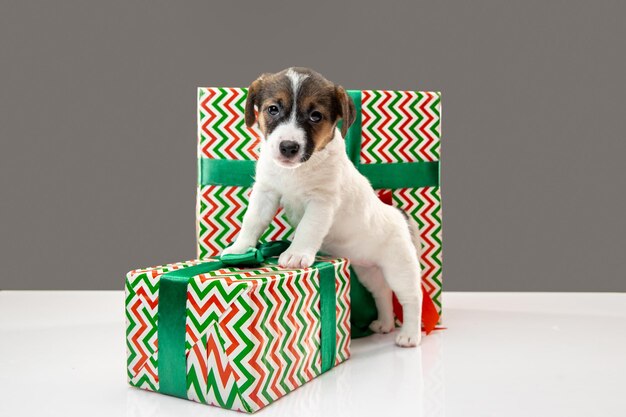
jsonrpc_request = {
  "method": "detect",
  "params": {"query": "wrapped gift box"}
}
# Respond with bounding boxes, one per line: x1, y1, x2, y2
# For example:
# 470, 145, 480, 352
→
196, 88, 442, 329
125, 251, 350, 413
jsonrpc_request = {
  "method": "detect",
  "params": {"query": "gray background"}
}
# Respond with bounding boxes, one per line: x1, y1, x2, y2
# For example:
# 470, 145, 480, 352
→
1, 1, 625, 291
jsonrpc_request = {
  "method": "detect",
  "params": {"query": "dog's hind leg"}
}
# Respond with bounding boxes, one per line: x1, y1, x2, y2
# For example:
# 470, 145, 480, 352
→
379, 245, 423, 347
352, 265, 395, 334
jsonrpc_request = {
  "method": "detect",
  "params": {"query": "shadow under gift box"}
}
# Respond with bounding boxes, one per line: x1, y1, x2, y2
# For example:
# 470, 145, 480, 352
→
125, 256, 351, 413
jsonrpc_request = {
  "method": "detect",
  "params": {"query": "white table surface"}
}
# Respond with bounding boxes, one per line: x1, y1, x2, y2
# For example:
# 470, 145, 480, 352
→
0, 291, 624, 417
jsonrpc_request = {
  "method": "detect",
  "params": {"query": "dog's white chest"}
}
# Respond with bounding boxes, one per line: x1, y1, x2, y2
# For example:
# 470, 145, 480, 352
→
279, 190, 307, 227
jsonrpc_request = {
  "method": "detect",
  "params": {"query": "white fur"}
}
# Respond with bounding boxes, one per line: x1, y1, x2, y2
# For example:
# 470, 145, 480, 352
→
223, 126, 423, 347
264, 69, 310, 167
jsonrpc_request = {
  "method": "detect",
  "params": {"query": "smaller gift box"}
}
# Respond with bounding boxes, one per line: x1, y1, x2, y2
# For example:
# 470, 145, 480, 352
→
125, 241, 351, 413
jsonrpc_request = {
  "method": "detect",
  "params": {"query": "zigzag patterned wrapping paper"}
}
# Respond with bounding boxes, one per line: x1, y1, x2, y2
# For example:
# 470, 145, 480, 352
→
196, 88, 442, 315
125, 257, 351, 413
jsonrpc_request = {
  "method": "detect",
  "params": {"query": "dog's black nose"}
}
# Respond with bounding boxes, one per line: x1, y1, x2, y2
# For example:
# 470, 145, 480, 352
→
279, 140, 300, 157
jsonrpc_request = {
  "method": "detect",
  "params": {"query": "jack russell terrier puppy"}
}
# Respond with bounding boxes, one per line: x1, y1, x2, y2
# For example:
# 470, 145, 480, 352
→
222, 67, 423, 347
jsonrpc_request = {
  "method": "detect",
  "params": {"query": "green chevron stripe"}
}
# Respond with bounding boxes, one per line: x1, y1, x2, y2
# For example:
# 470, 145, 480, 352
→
211, 189, 233, 249
186, 334, 208, 403
258, 281, 278, 403
231, 293, 256, 395
187, 366, 206, 403
291, 271, 309, 384
261, 211, 294, 242
275, 276, 295, 393
198, 88, 207, 149
131, 373, 158, 391
233, 90, 256, 160
198, 197, 209, 259
208, 323, 251, 412
308, 271, 322, 376
212, 88, 230, 159
408, 93, 426, 161
364, 90, 385, 163
334, 264, 350, 362
386, 91, 405, 162
427, 187, 443, 306
127, 272, 159, 295
429, 93, 441, 159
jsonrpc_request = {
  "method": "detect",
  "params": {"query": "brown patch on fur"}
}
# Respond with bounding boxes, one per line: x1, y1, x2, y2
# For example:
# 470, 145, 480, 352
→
298, 89, 337, 150
311, 120, 336, 150
334, 85, 356, 137
245, 72, 293, 134
257, 110, 267, 134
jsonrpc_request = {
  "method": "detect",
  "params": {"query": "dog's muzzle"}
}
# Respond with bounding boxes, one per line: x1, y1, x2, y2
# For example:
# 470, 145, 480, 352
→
279, 140, 300, 158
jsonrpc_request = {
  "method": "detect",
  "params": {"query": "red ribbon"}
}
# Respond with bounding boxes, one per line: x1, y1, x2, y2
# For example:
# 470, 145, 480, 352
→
379, 190, 442, 334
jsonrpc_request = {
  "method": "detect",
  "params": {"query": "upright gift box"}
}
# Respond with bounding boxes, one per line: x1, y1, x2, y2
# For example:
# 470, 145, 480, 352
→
196, 88, 442, 329
125, 245, 351, 413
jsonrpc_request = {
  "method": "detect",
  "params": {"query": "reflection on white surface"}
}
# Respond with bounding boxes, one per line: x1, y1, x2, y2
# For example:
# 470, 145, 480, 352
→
124, 331, 445, 417
1, 291, 625, 417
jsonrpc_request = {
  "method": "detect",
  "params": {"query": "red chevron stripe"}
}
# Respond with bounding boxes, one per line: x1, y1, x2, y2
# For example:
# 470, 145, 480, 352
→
247, 290, 267, 409
222, 89, 240, 159
396, 188, 417, 213
207, 330, 236, 385
135, 286, 158, 310
223, 187, 243, 243
269, 210, 288, 239
376, 91, 395, 163
245, 126, 261, 159
397, 93, 415, 161
202, 186, 222, 255
301, 270, 317, 379
201, 89, 218, 158
186, 324, 200, 347
418, 188, 437, 291
266, 280, 286, 399
220, 302, 241, 357
192, 339, 209, 384
339, 262, 351, 361
360, 91, 374, 163
188, 292, 226, 316
284, 276, 299, 389
130, 299, 150, 374
418, 93, 435, 161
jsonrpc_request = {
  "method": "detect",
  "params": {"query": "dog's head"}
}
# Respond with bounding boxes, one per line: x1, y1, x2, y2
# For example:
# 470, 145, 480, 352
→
244, 67, 355, 168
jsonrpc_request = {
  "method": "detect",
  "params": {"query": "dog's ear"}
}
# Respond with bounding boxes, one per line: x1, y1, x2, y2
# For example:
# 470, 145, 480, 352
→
335, 85, 356, 138
244, 74, 269, 128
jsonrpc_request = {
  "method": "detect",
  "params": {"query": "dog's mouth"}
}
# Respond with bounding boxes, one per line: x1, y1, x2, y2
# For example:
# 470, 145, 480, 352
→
273, 150, 314, 169
273, 156, 303, 169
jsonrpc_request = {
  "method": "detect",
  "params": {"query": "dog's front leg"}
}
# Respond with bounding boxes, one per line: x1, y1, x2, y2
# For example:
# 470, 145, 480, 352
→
222, 183, 280, 256
278, 200, 334, 268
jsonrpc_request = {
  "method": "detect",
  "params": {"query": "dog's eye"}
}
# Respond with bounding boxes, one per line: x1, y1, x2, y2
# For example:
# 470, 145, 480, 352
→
267, 105, 280, 116
309, 111, 322, 123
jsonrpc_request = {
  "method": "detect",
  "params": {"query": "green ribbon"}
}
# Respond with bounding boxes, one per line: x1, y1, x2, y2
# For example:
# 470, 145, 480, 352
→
199, 158, 438, 189
157, 240, 337, 399
317, 260, 337, 373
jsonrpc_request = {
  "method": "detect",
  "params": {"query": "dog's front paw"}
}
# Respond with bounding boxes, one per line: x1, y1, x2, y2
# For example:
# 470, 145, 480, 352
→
395, 330, 422, 348
369, 319, 395, 334
278, 250, 315, 269
222, 241, 254, 256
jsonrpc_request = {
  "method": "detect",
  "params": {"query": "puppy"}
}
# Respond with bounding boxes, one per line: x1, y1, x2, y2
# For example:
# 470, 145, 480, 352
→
222, 67, 423, 347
